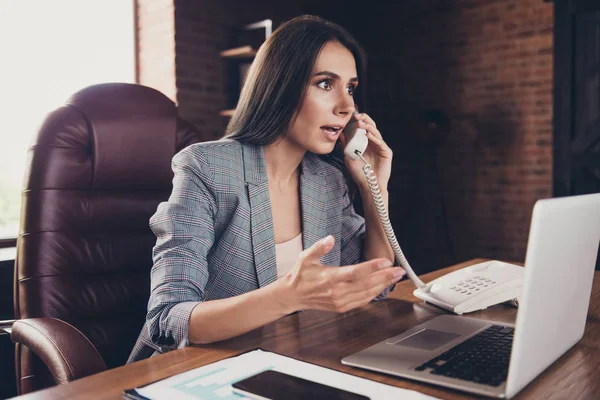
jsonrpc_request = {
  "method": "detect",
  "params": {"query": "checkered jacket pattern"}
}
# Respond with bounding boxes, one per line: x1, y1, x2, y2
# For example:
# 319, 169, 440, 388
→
128, 139, 393, 363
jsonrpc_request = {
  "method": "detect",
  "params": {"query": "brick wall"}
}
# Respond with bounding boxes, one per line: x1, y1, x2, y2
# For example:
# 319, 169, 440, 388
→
441, 0, 554, 266
136, 0, 294, 139
136, 0, 554, 272
351, 0, 554, 271
150, 0, 299, 140
173, 0, 233, 140
176, 0, 301, 140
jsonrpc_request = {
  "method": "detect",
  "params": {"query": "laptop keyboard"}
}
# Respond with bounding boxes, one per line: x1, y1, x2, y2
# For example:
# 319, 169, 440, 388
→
414, 325, 514, 387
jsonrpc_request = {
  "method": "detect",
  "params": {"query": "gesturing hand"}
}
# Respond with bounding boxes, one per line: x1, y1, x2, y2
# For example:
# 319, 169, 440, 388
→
279, 235, 405, 313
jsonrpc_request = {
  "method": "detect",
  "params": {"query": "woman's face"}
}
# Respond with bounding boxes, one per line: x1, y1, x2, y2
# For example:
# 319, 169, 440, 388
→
285, 40, 358, 155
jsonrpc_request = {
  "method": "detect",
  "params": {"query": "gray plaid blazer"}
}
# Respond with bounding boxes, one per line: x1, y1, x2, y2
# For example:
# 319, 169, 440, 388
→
128, 139, 392, 363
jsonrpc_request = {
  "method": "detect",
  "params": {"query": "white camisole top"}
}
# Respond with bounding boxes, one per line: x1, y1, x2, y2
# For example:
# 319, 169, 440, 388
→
275, 233, 303, 278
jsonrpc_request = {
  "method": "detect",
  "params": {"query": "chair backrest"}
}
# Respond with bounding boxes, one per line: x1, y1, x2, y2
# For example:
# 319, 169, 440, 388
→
14, 83, 205, 393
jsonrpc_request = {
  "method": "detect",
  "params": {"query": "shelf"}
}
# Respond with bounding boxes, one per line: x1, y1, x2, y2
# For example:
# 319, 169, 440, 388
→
219, 109, 235, 117
220, 20, 271, 120
220, 46, 257, 59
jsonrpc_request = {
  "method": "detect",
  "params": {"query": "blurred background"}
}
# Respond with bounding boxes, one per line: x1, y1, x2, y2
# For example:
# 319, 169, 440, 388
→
0, 0, 565, 271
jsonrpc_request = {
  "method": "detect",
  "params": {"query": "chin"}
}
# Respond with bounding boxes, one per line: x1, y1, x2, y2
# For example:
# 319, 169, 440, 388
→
310, 142, 337, 155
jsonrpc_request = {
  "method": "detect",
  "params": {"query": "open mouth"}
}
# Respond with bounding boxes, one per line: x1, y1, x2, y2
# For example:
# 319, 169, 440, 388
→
320, 125, 343, 135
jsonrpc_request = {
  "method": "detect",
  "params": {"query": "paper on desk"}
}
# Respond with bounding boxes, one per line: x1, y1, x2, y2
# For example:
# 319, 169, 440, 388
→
135, 349, 439, 400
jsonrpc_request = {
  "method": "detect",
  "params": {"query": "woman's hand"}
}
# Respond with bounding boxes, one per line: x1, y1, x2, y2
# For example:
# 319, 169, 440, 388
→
278, 235, 405, 313
339, 112, 393, 191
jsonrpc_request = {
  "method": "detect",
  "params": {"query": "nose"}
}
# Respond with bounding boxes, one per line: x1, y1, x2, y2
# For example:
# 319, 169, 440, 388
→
333, 91, 355, 116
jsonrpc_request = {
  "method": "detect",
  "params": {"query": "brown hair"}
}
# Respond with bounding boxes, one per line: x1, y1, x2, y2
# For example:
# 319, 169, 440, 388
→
225, 15, 367, 145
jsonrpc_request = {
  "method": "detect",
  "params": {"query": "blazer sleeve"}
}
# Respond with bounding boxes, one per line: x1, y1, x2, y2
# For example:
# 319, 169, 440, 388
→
340, 188, 366, 266
339, 187, 396, 301
146, 148, 217, 349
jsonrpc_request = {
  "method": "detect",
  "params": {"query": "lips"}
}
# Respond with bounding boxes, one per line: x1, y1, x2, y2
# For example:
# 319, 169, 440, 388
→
320, 125, 343, 135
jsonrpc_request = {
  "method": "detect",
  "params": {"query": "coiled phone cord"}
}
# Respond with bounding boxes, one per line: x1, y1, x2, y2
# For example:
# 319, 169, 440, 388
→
357, 152, 428, 290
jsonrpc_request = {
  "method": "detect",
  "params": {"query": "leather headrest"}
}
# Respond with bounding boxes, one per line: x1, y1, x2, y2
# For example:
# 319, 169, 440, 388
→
65, 83, 177, 189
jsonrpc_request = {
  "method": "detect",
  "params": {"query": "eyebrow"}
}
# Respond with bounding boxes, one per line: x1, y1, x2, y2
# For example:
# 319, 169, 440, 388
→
313, 70, 359, 83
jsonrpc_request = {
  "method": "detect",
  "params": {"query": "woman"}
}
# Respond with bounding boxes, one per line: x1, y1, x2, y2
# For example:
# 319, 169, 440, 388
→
128, 15, 405, 363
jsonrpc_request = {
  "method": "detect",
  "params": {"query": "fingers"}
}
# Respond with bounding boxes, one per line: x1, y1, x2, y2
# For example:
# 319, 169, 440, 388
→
353, 112, 377, 128
330, 273, 402, 313
358, 121, 382, 141
366, 267, 405, 291
299, 235, 335, 263
354, 113, 380, 138
364, 130, 393, 158
353, 113, 392, 158
330, 258, 392, 282
341, 266, 405, 297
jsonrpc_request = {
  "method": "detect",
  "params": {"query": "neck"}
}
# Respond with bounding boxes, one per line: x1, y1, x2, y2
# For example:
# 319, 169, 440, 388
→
263, 137, 305, 185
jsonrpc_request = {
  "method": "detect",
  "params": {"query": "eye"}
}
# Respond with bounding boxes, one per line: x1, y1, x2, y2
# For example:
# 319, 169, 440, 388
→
317, 79, 332, 90
346, 84, 357, 95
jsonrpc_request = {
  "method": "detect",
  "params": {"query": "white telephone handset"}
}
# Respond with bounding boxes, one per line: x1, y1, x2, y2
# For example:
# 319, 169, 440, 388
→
342, 112, 523, 314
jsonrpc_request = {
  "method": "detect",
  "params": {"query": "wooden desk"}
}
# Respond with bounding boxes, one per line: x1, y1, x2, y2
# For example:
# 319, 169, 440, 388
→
15, 259, 600, 400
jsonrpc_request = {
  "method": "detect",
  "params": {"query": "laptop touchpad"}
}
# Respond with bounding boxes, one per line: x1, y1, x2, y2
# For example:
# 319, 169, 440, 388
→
394, 329, 460, 350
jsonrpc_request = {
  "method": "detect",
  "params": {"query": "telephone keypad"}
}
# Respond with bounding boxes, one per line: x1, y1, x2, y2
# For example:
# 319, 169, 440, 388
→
448, 274, 500, 296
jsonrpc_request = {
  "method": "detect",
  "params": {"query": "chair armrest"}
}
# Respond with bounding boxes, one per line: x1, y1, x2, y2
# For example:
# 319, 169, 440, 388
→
11, 317, 107, 384
0, 319, 15, 333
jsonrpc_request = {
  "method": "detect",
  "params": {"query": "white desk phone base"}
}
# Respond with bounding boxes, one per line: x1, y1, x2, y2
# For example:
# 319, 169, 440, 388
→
413, 260, 523, 314
343, 112, 524, 314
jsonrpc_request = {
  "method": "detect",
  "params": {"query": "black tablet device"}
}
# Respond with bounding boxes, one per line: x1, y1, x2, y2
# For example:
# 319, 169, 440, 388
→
231, 369, 370, 400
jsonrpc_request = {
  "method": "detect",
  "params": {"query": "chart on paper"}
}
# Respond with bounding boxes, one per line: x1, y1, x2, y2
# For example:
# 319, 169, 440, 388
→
168, 365, 274, 399
134, 350, 440, 400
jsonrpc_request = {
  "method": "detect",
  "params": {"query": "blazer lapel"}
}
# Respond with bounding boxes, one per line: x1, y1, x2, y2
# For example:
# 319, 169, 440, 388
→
300, 153, 330, 259
241, 143, 277, 288
241, 144, 331, 286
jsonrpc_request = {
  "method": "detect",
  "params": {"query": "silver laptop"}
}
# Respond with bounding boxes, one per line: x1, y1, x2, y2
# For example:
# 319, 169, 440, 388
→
342, 193, 600, 399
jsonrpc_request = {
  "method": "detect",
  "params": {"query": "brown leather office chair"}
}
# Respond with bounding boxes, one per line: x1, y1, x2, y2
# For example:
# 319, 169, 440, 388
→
10, 83, 206, 394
